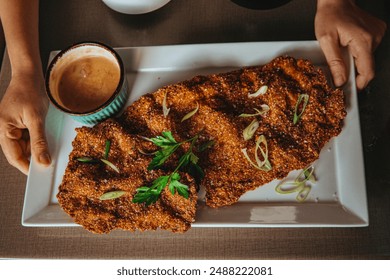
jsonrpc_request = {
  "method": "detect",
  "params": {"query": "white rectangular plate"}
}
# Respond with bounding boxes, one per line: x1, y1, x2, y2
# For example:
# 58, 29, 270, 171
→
22, 41, 368, 227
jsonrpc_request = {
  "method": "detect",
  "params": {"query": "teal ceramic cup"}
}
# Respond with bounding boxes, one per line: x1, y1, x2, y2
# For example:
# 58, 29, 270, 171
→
45, 42, 128, 125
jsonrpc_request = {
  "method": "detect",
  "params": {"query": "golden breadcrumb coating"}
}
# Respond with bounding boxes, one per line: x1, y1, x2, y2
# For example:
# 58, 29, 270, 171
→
57, 56, 346, 233
120, 56, 346, 208
57, 119, 197, 233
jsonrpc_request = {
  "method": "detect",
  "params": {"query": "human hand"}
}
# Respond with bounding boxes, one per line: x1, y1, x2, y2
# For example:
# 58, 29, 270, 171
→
0, 73, 51, 175
315, 0, 386, 91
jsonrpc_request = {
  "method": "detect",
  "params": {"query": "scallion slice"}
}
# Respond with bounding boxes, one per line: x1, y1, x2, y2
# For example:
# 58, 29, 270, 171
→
100, 159, 120, 173
275, 165, 315, 202
241, 135, 272, 171
296, 165, 315, 184
99, 190, 127, 200
248, 85, 268, 98
293, 94, 309, 124
296, 185, 312, 202
137, 148, 157, 156
239, 104, 270, 117
275, 181, 304, 194
243, 119, 259, 141
76, 157, 97, 163
104, 140, 111, 159
162, 91, 170, 117
254, 135, 272, 171
181, 102, 199, 122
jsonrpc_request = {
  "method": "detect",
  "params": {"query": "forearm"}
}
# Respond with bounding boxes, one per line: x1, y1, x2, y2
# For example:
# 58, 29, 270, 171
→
0, 0, 42, 78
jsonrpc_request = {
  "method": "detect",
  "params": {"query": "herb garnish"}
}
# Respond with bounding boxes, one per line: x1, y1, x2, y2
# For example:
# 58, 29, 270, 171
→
76, 140, 119, 173
243, 119, 259, 141
132, 172, 189, 205
99, 190, 127, 200
248, 85, 268, 98
76, 157, 99, 163
293, 94, 309, 124
181, 102, 199, 122
241, 135, 272, 171
133, 131, 211, 205
100, 159, 120, 173
275, 165, 316, 202
162, 92, 170, 117
239, 104, 270, 118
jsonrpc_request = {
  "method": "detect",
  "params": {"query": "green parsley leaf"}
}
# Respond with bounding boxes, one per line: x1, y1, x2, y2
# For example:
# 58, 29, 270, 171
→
169, 179, 189, 198
132, 174, 189, 206
134, 131, 206, 206
132, 176, 170, 205
187, 162, 205, 184
147, 132, 181, 170
150, 131, 177, 147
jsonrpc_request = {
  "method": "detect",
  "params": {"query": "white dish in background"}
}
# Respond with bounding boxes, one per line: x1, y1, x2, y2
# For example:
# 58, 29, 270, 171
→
22, 41, 368, 228
102, 0, 171, 14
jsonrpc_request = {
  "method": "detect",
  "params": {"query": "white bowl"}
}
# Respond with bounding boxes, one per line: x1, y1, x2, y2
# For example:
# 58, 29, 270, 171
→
102, 0, 171, 14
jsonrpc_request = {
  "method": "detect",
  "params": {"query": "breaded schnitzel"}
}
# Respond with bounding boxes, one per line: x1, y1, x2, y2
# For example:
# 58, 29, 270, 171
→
57, 56, 346, 232
120, 56, 346, 207
57, 119, 198, 233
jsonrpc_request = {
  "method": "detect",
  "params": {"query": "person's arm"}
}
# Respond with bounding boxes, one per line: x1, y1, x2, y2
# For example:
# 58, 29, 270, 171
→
0, 0, 51, 175
315, 0, 386, 90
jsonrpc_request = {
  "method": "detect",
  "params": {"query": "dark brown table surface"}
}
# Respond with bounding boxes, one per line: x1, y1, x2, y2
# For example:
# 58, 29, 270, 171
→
1, 0, 389, 259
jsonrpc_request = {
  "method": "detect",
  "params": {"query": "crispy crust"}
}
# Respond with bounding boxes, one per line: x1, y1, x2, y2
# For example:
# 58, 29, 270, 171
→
57, 56, 346, 233
57, 119, 197, 233
120, 56, 346, 208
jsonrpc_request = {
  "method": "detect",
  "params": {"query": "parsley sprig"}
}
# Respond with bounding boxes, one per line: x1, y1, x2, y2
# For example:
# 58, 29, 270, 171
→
132, 172, 189, 205
133, 131, 210, 206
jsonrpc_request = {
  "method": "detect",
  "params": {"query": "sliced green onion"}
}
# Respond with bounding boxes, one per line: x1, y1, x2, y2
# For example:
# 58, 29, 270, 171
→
100, 159, 120, 173
181, 102, 199, 122
296, 185, 312, 202
304, 168, 317, 183
295, 165, 315, 184
243, 119, 259, 141
293, 94, 309, 124
137, 148, 157, 156
248, 85, 268, 98
99, 190, 127, 200
241, 149, 256, 168
104, 140, 111, 159
275, 181, 304, 194
241, 135, 272, 171
239, 104, 270, 117
254, 135, 272, 171
275, 165, 316, 202
162, 91, 170, 117
76, 157, 97, 163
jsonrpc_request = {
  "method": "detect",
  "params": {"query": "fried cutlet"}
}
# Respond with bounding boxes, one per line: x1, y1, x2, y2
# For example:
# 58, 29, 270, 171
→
57, 119, 198, 233
58, 56, 346, 233
120, 56, 346, 208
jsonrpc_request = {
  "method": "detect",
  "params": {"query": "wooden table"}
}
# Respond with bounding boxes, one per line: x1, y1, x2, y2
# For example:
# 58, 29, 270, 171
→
1, 0, 389, 259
